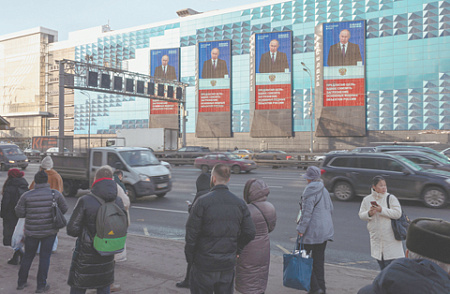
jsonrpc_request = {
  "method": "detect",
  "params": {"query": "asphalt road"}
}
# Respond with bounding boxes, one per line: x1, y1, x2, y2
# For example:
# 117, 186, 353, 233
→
4, 163, 450, 271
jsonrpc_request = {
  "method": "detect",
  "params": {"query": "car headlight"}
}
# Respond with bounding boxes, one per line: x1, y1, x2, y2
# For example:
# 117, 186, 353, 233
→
25, 159, 29, 162
139, 174, 151, 182
445, 178, 450, 185
168, 173, 172, 179
8, 160, 15, 163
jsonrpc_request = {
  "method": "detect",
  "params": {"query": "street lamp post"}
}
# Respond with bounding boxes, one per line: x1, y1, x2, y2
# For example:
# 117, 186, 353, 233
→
80, 91, 91, 151
301, 62, 314, 153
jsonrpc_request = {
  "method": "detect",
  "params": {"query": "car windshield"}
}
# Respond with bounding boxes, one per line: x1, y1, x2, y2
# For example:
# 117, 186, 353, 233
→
426, 153, 450, 164
226, 153, 241, 159
2, 146, 23, 155
395, 156, 424, 171
120, 150, 160, 166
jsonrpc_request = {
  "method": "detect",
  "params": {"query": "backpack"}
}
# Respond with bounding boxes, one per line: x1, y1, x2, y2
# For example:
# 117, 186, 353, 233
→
92, 194, 128, 256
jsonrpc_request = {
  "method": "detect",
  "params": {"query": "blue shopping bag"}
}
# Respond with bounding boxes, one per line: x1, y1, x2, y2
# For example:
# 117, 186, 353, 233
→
283, 236, 313, 291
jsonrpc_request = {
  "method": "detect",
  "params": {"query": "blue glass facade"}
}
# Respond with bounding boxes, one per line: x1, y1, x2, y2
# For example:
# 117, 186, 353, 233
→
73, 0, 450, 135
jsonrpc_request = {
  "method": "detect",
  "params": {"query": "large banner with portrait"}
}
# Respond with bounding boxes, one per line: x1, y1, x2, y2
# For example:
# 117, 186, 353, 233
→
196, 40, 232, 138
250, 31, 292, 137
314, 21, 366, 137
323, 21, 365, 107
149, 48, 180, 129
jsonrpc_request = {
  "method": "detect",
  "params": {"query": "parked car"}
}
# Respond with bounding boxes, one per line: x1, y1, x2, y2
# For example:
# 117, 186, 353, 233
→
314, 150, 349, 161
165, 146, 210, 158
351, 147, 375, 153
0, 144, 29, 170
320, 152, 450, 208
194, 152, 257, 174
23, 148, 41, 157
441, 147, 450, 159
386, 151, 450, 172
232, 149, 254, 159
254, 150, 292, 160
46, 147, 71, 155
374, 145, 448, 161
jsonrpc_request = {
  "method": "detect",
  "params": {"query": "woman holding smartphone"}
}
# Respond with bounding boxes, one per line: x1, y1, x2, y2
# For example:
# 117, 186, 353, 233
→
358, 176, 404, 270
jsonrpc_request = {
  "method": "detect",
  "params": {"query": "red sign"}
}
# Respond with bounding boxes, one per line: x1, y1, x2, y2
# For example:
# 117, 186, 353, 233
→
255, 84, 291, 110
150, 100, 178, 114
198, 89, 230, 112
323, 78, 365, 107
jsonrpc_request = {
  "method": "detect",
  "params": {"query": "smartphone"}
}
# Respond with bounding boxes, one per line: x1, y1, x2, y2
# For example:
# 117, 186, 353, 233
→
370, 201, 378, 207
186, 200, 192, 205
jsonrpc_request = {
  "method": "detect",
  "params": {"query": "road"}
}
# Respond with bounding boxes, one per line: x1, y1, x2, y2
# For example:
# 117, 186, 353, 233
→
4, 163, 450, 271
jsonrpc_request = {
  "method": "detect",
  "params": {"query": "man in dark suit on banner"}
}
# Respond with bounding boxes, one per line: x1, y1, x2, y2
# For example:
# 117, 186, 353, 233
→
327, 29, 363, 67
259, 39, 290, 73
154, 55, 177, 80
202, 47, 229, 79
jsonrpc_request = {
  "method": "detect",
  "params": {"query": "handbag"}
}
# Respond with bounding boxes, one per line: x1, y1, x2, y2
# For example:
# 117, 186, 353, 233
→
283, 235, 313, 291
387, 194, 410, 241
51, 190, 67, 229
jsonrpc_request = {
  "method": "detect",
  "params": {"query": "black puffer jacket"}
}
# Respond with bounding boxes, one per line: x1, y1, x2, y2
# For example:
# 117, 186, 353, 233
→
67, 179, 124, 289
185, 184, 256, 272
15, 183, 68, 238
1, 177, 28, 245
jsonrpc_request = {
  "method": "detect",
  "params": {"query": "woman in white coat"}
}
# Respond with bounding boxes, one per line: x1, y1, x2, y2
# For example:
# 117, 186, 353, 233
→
358, 176, 404, 270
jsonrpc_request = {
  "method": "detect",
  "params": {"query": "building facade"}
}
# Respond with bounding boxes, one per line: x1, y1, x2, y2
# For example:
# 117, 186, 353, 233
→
1, 0, 449, 151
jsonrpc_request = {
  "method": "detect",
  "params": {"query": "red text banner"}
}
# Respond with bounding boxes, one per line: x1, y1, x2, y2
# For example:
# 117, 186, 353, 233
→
150, 100, 178, 114
255, 84, 291, 110
198, 89, 230, 112
323, 78, 365, 107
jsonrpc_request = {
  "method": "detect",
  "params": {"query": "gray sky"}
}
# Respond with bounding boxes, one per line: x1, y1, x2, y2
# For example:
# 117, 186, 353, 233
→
1, 0, 266, 40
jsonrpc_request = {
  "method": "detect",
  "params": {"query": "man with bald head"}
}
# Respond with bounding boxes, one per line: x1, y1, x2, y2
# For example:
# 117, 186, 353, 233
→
259, 39, 290, 73
202, 47, 229, 79
327, 29, 363, 66
154, 55, 177, 80
185, 164, 255, 293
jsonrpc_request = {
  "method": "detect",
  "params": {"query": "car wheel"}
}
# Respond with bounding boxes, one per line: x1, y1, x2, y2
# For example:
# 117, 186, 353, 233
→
126, 185, 137, 202
422, 186, 447, 209
232, 165, 241, 174
63, 180, 78, 197
201, 165, 209, 173
156, 193, 166, 198
333, 181, 354, 201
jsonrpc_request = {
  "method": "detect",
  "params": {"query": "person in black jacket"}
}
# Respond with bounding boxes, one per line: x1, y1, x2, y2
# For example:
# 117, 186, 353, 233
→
1, 168, 28, 264
15, 170, 68, 293
67, 165, 126, 294
185, 164, 256, 294
176, 172, 211, 289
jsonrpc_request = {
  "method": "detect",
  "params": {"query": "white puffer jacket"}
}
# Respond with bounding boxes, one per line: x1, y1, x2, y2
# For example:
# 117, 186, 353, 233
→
358, 190, 405, 261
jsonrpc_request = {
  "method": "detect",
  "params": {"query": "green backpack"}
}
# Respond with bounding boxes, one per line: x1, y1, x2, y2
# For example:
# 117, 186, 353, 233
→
92, 194, 128, 256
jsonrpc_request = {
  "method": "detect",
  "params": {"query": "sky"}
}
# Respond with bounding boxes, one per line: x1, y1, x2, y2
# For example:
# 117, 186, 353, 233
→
1, 0, 268, 41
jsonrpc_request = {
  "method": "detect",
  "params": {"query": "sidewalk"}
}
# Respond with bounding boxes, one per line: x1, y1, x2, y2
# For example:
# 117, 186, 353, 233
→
0, 230, 377, 294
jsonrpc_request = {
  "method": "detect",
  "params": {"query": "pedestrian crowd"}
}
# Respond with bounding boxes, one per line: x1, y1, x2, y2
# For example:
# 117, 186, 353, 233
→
1, 159, 449, 294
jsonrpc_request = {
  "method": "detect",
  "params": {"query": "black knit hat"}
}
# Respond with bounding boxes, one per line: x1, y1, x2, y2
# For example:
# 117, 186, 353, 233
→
34, 170, 48, 184
406, 218, 450, 264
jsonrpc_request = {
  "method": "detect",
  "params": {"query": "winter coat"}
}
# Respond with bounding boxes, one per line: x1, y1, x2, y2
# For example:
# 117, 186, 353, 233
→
67, 178, 125, 289
359, 190, 404, 261
236, 179, 276, 294
188, 173, 210, 213
297, 180, 334, 244
369, 258, 450, 293
29, 169, 64, 193
1, 177, 28, 245
185, 184, 256, 272
15, 183, 68, 238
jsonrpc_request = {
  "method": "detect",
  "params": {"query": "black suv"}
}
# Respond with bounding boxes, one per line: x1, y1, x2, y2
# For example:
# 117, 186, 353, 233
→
165, 146, 210, 158
321, 152, 450, 208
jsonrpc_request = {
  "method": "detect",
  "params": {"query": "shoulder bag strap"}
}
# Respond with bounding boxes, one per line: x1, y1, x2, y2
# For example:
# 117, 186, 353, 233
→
91, 194, 105, 205
387, 194, 391, 209
251, 203, 270, 231
51, 189, 56, 207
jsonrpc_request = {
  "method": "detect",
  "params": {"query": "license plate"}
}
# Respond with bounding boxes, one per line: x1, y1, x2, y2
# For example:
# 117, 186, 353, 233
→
157, 183, 168, 189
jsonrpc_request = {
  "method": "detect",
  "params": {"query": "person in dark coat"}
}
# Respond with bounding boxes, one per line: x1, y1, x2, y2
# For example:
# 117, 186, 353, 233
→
185, 164, 256, 294
67, 165, 126, 294
176, 172, 210, 288
15, 170, 68, 292
1, 168, 28, 264
326, 29, 363, 66
236, 178, 277, 294
358, 218, 450, 294
202, 48, 229, 79
259, 39, 290, 73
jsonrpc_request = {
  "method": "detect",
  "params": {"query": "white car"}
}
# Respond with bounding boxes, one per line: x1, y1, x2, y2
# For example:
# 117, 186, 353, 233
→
46, 147, 70, 155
